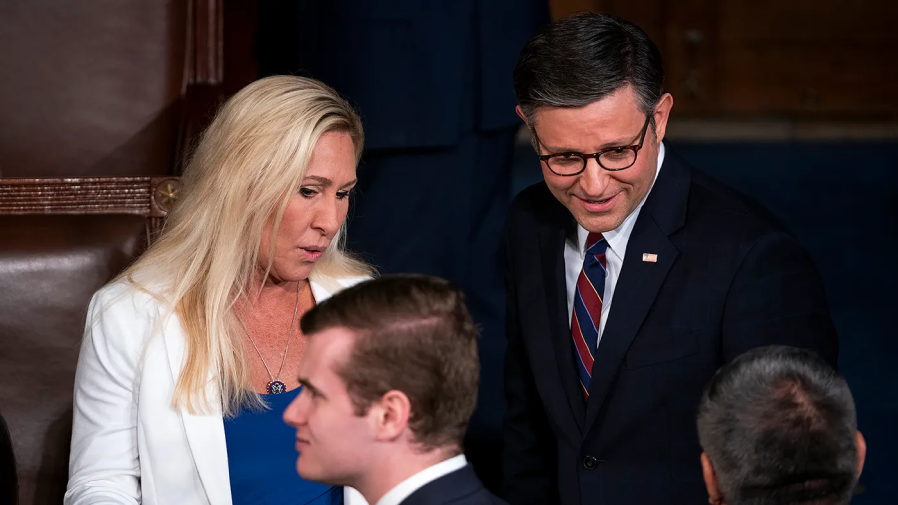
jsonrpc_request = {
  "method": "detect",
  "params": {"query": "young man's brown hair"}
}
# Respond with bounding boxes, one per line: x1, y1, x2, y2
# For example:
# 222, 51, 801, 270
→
300, 274, 480, 450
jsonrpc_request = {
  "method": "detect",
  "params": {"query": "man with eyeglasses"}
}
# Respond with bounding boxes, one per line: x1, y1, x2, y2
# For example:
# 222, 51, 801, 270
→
500, 12, 839, 505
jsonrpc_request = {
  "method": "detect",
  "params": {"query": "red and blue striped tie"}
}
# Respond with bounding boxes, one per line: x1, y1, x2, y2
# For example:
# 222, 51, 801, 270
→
571, 232, 607, 401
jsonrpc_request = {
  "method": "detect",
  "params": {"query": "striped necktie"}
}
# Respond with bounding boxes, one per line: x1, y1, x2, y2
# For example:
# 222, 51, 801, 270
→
571, 232, 608, 401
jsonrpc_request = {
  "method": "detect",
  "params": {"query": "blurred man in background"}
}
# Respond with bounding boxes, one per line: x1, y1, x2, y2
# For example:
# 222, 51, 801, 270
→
697, 345, 865, 505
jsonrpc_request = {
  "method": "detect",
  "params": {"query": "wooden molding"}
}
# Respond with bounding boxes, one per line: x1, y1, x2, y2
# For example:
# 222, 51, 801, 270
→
190, 0, 224, 85
0, 177, 181, 243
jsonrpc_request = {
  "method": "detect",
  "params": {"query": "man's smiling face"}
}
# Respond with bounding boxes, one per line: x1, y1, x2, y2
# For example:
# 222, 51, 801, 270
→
526, 85, 671, 233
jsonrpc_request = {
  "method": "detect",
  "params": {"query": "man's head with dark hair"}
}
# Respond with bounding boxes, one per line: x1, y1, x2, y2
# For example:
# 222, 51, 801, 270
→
512, 12, 674, 235
514, 11, 664, 125
283, 274, 480, 495
697, 346, 866, 505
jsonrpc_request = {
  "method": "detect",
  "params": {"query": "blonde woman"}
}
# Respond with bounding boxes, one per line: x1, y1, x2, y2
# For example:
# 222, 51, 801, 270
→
66, 76, 373, 505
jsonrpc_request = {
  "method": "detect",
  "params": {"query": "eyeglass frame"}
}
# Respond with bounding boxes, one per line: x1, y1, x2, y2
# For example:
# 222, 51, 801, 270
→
532, 114, 652, 176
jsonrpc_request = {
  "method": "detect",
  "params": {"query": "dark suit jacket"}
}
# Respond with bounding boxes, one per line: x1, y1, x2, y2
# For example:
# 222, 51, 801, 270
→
258, 0, 549, 149
500, 145, 839, 505
401, 465, 508, 505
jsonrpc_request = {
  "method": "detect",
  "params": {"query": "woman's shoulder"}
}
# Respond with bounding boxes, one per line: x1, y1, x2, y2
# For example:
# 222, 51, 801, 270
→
80, 280, 176, 364
89, 276, 173, 320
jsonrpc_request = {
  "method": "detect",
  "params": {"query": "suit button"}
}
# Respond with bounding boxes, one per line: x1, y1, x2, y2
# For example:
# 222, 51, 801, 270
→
583, 455, 598, 470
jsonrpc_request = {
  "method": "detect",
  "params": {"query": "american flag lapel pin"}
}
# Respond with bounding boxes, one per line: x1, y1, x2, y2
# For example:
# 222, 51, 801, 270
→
642, 253, 658, 263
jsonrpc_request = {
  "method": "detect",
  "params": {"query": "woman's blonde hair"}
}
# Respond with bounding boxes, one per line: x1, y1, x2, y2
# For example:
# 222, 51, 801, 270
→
119, 75, 371, 415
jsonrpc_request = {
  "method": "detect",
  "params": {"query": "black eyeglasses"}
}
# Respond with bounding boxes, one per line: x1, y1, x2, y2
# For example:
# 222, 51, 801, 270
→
533, 115, 651, 176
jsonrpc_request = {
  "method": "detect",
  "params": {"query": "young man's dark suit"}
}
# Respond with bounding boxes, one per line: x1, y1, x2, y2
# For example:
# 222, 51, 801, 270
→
401, 465, 508, 505
501, 143, 839, 505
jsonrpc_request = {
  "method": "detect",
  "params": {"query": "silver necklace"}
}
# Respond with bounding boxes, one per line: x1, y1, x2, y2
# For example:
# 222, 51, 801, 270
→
245, 283, 300, 394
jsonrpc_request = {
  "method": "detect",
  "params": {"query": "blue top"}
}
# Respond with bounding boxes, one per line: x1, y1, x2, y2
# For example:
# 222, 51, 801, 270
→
223, 388, 342, 505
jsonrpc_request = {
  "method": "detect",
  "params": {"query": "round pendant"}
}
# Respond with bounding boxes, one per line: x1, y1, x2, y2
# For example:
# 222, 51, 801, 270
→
267, 380, 287, 395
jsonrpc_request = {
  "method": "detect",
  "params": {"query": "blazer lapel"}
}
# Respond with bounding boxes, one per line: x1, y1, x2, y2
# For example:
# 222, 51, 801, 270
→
537, 222, 586, 434
584, 145, 691, 432
310, 279, 334, 304
162, 311, 232, 505
309, 274, 370, 303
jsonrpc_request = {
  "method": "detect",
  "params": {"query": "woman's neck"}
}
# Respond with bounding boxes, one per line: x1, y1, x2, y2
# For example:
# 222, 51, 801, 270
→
247, 272, 309, 304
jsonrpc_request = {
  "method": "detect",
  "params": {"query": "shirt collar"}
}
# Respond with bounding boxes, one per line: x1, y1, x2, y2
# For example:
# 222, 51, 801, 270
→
375, 454, 468, 505
576, 141, 665, 255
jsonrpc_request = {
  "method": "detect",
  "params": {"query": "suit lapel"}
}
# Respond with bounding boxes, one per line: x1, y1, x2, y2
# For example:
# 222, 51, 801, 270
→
161, 312, 232, 505
584, 145, 691, 432
537, 220, 586, 433
584, 216, 678, 429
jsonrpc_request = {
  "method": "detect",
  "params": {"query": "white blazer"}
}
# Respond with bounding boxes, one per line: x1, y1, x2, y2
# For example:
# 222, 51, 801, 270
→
65, 276, 371, 505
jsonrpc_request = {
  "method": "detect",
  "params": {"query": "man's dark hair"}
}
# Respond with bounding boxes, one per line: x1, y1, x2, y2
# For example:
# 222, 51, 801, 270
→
513, 12, 664, 124
697, 346, 859, 505
300, 274, 479, 451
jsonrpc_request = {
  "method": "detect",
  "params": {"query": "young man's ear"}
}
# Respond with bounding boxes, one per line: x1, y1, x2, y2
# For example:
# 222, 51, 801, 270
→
856, 431, 867, 478
370, 390, 411, 442
701, 453, 725, 505
515, 105, 528, 126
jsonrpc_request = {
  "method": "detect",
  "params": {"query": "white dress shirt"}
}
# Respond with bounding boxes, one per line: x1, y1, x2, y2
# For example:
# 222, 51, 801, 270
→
564, 142, 665, 346
374, 454, 468, 505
